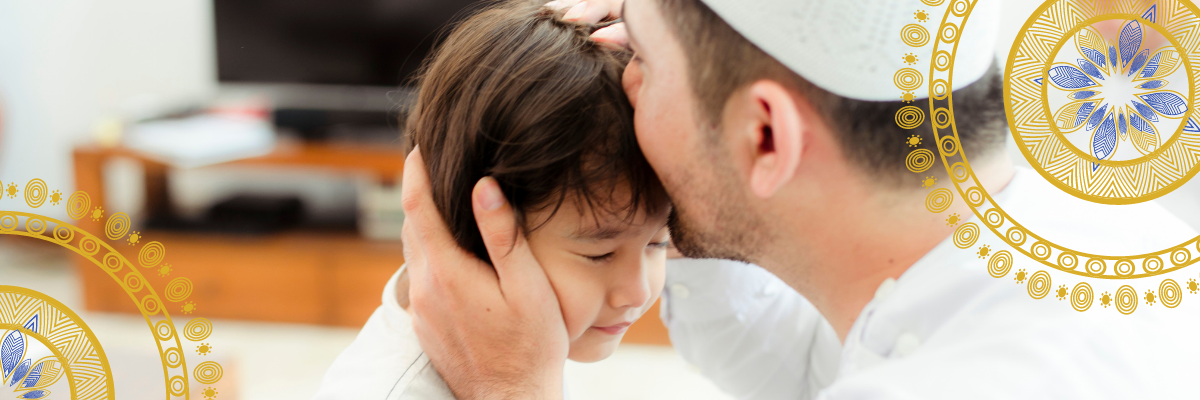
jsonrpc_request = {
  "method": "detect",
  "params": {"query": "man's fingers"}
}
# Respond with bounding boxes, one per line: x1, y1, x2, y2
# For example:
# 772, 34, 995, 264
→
471, 177, 549, 297
591, 23, 628, 48
564, 1, 613, 24
400, 148, 467, 282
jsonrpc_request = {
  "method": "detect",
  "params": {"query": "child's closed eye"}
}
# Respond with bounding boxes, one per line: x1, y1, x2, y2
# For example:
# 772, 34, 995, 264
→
584, 252, 616, 263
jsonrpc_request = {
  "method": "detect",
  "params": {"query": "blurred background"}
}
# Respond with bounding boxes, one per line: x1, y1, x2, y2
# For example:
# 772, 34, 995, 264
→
0, 0, 1198, 399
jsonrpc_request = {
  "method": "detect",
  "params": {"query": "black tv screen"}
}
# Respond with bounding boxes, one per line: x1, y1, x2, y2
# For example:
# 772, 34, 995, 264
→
214, 0, 484, 87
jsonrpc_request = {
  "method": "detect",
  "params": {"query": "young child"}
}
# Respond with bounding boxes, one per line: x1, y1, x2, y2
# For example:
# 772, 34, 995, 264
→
315, 1, 671, 398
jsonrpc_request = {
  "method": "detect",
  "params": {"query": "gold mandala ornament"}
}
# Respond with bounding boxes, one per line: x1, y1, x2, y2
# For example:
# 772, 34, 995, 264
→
1, 286, 113, 399
901, 0, 1200, 315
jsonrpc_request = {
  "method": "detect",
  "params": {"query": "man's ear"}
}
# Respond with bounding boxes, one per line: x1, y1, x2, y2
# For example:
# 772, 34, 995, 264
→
736, 80, 803, 199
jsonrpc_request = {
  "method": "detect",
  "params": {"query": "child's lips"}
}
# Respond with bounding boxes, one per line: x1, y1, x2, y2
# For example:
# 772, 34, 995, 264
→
591, 321, 632, 335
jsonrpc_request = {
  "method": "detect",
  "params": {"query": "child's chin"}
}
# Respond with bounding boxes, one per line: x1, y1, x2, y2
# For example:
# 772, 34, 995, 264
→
565, 332, 623, 363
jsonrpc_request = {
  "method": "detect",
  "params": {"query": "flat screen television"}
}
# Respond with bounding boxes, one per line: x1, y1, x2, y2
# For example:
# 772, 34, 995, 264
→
214, 0, 483, 88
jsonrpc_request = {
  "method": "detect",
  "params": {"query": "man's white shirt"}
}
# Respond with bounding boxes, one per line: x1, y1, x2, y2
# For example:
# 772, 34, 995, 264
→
662, 167, 1200, 399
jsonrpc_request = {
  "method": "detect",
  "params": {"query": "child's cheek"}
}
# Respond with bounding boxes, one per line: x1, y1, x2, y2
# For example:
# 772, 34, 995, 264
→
543, 260, 606, 341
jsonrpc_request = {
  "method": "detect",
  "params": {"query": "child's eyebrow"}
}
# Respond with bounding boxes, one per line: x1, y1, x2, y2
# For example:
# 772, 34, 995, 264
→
569, 224, 626, 241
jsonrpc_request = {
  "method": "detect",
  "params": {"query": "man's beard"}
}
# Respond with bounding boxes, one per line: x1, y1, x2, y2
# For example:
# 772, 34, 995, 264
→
665, 163, 765, 264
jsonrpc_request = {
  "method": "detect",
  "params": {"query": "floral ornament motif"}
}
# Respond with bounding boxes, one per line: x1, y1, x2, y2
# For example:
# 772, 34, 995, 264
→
1048, 18, 1188, 168
2, 315, 65, 399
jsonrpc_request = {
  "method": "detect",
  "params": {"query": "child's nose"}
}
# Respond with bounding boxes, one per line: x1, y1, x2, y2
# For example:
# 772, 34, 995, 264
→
607, 257, 652, 310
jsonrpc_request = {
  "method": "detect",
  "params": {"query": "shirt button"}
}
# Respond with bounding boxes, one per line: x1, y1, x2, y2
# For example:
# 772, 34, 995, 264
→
874, 278, 897, 302
893, 333, 920, 357
671, 283, 690, 300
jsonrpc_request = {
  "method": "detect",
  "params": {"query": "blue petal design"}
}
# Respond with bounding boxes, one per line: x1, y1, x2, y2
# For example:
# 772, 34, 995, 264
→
1077, 59, 1104, 80
1129, 110, 1155, 135
1133, 100, 1159, 122
1086, 103, 1110, 131
1072, 90, 1098, 100
1141, 52, 1162, 78
1075, 101, 1097, 126
1109, 46, 1120, 71
1128, 48, 1149, 76
1093, 112, 1118, 161
1118, 111, 1128, 136
1142, 4, 1157, 23
1048, 65, 1097, 89
1137, 80, 1167, 90
22, 362, 42, 388
1082, 48, 1107, 69
9, 358, 31, 386
2, 330, 24, 380
20, 390, 48, 399
1033, 77, 1044, 86
1185, 118, 1200, 133
1138, 92, 1188, 116
1119, 20, 1143, 68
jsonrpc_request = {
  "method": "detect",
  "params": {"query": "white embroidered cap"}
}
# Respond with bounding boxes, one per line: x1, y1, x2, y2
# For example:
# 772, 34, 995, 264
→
696, 0, 1000, 101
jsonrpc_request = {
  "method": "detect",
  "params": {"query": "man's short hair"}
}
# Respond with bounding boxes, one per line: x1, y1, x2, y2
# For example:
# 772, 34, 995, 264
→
655, 0, 1007, 183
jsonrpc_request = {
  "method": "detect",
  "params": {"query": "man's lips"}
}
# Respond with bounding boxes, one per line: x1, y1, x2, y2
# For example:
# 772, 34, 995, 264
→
591, 322, 632, 335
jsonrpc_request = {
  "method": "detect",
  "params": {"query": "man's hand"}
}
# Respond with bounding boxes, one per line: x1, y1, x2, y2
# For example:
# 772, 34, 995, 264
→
546, 0, 628, 47
402, 148, 570, 400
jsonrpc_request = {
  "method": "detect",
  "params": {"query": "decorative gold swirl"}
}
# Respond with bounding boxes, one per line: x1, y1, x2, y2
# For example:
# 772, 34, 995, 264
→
894, 68, 923, 91
105, 212, 131, 241
906, 149, 936, 173
165, 277, 194, 303
184, 317, 214, 341
24, 178, 47, 208
1027, 270, 1051, 299
901, 24, 930, 47
66, 191, 91, 219
987, 250, 1012, 278
1115, 285, 1137, 315
139, 241, 166, 268
1070, 282, 1093, 312
194, 361, 224, 384
1159, 279, 1182, 308
953, 222, 980, 249
895, 106, 925, 129
925, 188, 954, 213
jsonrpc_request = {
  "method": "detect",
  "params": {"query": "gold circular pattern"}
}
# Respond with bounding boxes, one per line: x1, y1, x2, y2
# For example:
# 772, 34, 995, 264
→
1071, 282, 1093, 312
169, 375, 187, 397
123, 272, 145, 292
938, 136, 959, 157
933, 107, 951, 129
934, 51, 952, 71
1115, 285, 1138, 315
154, 320, 175, 341
25, 217, 45, 235
950, 0, 970, 16
79, 236, 100, 255
24, 178, 47, 208
1005, 227, 1027, 246
66, 191, 91, 219
140, 295, 161, 315
138, 241, 166, 268
105, 212, 131, 241
921, 0, 945, 6
1171, 248, 1191, 266
988, 250, 1013, 278
194, 361, 224, 384
950, 162, 969, 182
165, 346, 183, 368
939, 22, 959, 43
165, 277, 194, 303
1085, 258, 1106, 275
901, 24, 930, 47
1160, 279, 1182, 308
925, 188, 954, 213
1114, 259, 1135, 277
964, 187, 984, 206
895, 106, 926, 129
102, 252, 123, 272
184, 317, 214, 341
931, 79, 950, 100
906, 149, 936, 173
52, 224, 73, 243
1027, 270, 1052, 299
953, 222, 980, 249
1031, 241, 1051, 260
0, 214, 16, 231
983, 209, 1004, 227
894, 68, 924, 91
1143, 256, 1164, 273
1059, 252, 1078, 269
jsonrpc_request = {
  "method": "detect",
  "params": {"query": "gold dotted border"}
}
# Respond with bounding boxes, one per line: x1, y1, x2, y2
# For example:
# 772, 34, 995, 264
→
0, 178, 225, 398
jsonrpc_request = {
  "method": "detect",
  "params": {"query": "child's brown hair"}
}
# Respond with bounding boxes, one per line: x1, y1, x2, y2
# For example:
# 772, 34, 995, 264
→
405, 0, 667, 261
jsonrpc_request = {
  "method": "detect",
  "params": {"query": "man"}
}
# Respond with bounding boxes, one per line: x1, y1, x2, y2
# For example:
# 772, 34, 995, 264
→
399, 0, 1200, 398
